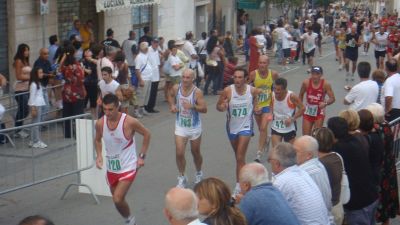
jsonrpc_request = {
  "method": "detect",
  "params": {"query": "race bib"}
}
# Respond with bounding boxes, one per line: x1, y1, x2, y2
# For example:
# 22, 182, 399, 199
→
305, 104, 318, 117
272, 119, 286, 130
107, 155, 122, 172
258, 92, 269, 103
179, 116, 192, 128
307, 42, 313, 50
232, 107, 248, 118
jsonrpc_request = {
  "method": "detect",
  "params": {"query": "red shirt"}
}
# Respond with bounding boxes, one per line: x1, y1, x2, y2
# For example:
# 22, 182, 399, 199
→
305, 79, 326, 116
61, 62, 86, 103
223, 62, 236, 87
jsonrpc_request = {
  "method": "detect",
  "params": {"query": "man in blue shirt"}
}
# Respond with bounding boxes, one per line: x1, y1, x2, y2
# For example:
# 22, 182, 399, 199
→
237, 162, 300, 225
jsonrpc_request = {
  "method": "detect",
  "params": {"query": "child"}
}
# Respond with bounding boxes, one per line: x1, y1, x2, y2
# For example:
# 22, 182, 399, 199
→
223, 56, 238, 88
28, 67, 47, 148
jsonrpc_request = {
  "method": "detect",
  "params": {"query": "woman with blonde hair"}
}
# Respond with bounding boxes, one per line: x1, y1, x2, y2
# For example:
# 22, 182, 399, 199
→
194, 177, 247, 225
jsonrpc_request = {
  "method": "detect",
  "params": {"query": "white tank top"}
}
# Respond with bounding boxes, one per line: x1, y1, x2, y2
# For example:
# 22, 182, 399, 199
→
98, 79, 120, 97
102, 113, 137, 173
374, 32, 388, 51
175, 84, 201, 130
272, 91, 296, 133
227, 84, 253, 134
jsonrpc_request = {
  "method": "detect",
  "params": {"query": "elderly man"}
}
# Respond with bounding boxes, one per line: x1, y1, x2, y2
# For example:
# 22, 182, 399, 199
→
269, 142, 330, 225
164, 187, 206, 225
293, 136, 332, 212
238, 162, 300, 225
135, 42, 153, 116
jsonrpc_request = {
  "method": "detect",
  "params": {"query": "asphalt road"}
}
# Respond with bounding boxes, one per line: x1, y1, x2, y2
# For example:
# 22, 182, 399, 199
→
0, 40, 398, 225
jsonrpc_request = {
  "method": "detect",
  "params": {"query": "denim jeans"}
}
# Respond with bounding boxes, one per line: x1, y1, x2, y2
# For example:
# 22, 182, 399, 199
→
30, 106, 42, 143
14, 91, 30, 128
345, 199, 378, 225
204, 65, 219, 95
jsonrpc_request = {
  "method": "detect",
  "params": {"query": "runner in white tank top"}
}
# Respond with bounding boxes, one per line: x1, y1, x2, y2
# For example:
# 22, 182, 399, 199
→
270, 78, 304, 148
95, 93, 150, 225
217, 68, 260, 196
168, 69, 207, 188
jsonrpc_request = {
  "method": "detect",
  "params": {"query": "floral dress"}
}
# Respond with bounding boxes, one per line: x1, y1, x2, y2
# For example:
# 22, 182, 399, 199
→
375, 122, 400, 222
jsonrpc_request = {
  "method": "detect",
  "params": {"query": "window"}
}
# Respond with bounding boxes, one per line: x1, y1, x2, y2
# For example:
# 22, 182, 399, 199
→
131, 5, 153, 40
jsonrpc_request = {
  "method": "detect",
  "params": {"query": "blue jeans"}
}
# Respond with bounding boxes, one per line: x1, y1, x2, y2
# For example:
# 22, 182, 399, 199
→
14, 91, 30, 128
204, 65, 219, 95
276, 42, 283, 63
345, 199, 378, 225
30, 106, 43, 143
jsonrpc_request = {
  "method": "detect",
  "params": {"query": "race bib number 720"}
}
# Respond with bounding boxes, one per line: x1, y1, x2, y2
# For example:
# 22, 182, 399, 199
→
107, 158, 121, 172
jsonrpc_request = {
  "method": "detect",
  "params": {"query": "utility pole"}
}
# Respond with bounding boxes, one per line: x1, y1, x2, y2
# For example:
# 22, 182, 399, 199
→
212, 0, 216, 29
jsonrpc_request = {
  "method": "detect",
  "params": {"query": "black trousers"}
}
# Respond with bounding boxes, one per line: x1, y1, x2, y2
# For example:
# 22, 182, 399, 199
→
63, 100, 84, 138
145, 81, 159, 111
14, 91, 30, 128
385, 108, 400, 123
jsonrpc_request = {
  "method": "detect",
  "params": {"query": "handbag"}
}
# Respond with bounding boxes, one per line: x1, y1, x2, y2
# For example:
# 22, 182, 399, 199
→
334, 152, 351, 204
197, 62, 204, 78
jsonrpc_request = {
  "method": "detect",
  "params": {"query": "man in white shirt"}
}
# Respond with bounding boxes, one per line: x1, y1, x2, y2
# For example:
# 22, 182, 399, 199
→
135, 42, 153, 116
164, 187, 206, 225
383, 58, 400, 122
269, 142, 330, 225
121, 31, 138, 85
281, 25, 292, 70
371, 25, 388, 69
146, 38, 161, 113
344, 62, 379, 110
301, 26, 318, 73
183, 32, 199, 69
293, 136, 332, 212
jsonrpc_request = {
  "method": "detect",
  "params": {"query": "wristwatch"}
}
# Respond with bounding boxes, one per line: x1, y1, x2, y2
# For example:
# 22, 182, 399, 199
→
139, 153, 146, 159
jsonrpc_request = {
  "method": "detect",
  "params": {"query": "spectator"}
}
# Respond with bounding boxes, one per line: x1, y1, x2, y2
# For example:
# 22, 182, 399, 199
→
168, 40, 184, 86
223, 31, 234, 58
60, 45, 86, 138
344, 61, 378, 110
18, 215, 54, 225
312, 127, 344, 225
80, 19, 94, 50
193, 177, 246, 225
101, 28, 120, 49
0, 74, 7, 144
139, 26, 152, 45
237, 162, 300, 225
48, 35, 58, 65
223, 56, 237, 88
196, 32, 208, 67
135, 42, 153, 116
114, 51, 131, 114
67, 19, 81, 41
248, 29, 262, 73
164, 187, 206, 225
82, 48, 98, 117
121, 31, 138, 86
338, 109, 369, 150
293, 135, 332, 211
96, 45, 117, 81
146, 38, 161, 113
13, 43, 31, 138
281, 25, 293, 70
204, 36, 221, 95
371, 69, 385, 105
328, 117, 379, 225
365, 103, 399, 225
269, 142, 330, 225
383, 58, 400, 121
28, 67, 47, 148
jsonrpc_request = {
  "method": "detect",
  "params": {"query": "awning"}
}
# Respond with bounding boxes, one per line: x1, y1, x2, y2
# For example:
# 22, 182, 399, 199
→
237, 0, 264, 9
96, 0, 160, 12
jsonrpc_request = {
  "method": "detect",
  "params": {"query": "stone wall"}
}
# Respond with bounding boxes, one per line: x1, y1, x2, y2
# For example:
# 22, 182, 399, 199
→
57, 0, 80, 40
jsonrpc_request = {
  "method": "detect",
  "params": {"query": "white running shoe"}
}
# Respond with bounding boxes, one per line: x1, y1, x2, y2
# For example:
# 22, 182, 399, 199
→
338, 64, 343, 71
254, 150, 262, 163
176, 175, 187, 188
32, 141, 47, 149
195, 171, 203, 184
28, 141, 34, 147
125, 216, 136, 225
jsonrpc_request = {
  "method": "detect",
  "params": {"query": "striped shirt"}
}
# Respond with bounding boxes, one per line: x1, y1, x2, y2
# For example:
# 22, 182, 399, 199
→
273, 165, 330, 225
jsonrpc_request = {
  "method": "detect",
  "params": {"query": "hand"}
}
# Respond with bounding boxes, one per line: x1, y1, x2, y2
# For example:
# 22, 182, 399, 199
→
137, 158, 145, 169
139, 79, 144, 87
182, 100, 192, 110
170, 105, 178, 113
96, 156, 103, 169
319, 102, 327, 109
220, 98, 229, 111
234, 193, 244, 204
284, 117, 293, 127
31, 107, 37, 117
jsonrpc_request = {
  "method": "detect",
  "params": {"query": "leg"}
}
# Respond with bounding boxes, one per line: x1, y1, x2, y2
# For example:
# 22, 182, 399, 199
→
164, 81, 171, 101
351, 60, 357, 75
190, 136, 203, 172
175, 135, 188, 175
313, 117, 325, 130
257, 113, 271, 152
63, 102, 74, 138
110, 180, 133, 218
345, 57, 350, 72
271, 134, 283, 148
302, 117, 314, 136
234, 136, 251, 181
147, 81, 159, 111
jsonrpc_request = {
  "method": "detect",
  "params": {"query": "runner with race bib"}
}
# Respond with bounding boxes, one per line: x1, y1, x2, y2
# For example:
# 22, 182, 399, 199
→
372, 25, 388, 69
299, 66, 335, 136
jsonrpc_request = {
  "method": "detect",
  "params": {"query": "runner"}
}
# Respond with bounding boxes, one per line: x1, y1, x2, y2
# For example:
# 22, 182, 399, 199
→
95, 93, 151, 225
362, 18, 372, 55
371, 25, 388, 69
167, 69, 207, 188
247, 55, 278, 162
300, 25, 318, 73
387, 26, 399, 59
344, 25, 362, 90
299, 66, 335, 135
271, 77, 304, 148
337, 26, 347, 71
216, 68, 260, 196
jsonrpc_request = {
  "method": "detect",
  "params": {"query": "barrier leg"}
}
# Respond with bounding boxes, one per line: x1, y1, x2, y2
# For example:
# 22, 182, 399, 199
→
60, 183, 100, 205
4, 134, 15, 148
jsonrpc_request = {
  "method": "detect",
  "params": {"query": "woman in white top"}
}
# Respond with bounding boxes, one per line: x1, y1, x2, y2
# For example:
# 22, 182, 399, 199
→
28, 67, 47, 148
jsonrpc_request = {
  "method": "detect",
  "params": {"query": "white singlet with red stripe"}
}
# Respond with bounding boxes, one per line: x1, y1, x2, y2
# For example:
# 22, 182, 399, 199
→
102, 113, 137, 173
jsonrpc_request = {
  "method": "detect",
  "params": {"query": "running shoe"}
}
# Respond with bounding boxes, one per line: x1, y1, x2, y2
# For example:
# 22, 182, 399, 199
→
126, 216, 137, 225
32, 141, 47, 149
14, 130, 29, 139
254, 150, 262, 163
338, 64, 343, 71
195, 171, 203, 184
176, 175, 187, 188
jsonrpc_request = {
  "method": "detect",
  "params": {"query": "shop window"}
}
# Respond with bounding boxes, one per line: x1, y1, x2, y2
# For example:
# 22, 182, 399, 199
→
131, 5, 153, 40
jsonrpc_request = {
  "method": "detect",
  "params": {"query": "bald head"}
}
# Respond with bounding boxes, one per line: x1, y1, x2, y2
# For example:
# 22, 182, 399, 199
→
39, 48, 49, 60
239, 162, 269, 187
164, 188, 198, 222
182, 68, 195, 78
293, 135, 319, 165
258, 55, 269, 70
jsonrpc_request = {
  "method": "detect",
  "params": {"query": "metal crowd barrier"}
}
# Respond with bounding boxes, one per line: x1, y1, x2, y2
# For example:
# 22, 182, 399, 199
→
389, 116, 400, 170
0, 113, 99, 204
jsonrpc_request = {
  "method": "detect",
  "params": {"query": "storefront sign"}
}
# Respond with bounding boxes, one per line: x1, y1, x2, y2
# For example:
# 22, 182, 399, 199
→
40, 0, 49, 15
96, 0, 160, 12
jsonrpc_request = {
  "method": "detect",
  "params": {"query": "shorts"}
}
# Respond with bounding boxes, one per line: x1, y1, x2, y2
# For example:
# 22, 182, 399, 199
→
374, 50, 386, 59
227, 130, 253, 140
175, 127, 202, 141
283, 48, 291, 58
345, 49, 358, 61
303, 114, 325, 122
169, 76, 181, 85
255, 106, 271, 115
305, 49, 315, 58
271, 129, 296, 142
107, 170, 137, 188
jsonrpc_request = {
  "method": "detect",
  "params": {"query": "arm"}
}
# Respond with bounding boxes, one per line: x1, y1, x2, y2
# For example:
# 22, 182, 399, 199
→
216, 87, 230, 112
94, 119, 103, 169
247, 71, 256, 84
321, 82, 335, 108
167, 84, 178, 113
14, 60, 30, 81
130, 118, 151, 168
0, 74, 7, 87
252, 87, 261, 114
385, 96, 393, 114
193, 89, 207, 113
115, 86, 123, 102
298, 81, 307, 102
271, 70, 279, 80
344, 86, 356, 105
285, 93, 305, 126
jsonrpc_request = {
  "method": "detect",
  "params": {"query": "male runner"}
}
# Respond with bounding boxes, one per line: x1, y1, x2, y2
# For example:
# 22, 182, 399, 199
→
344, 25, 362, 90
300, 25, 318, 73
95, 93, 151, 225
168, 69, 207, 188
217, 68, 260, 195
247, 55, 278, 162
299, 66, 335, 135
271, 78, 304, 147
371, 25, 388, 69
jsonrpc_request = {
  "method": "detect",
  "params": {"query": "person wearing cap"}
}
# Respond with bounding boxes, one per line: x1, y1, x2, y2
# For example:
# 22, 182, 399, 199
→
146, 37, 161, 113
371, 25, 388, 70
102, 28, 121, 49
299, 66, 335, 136
135, 41, 153, 116
344, 61, 378, 111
